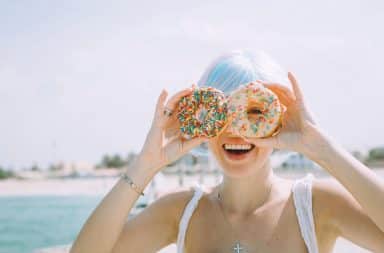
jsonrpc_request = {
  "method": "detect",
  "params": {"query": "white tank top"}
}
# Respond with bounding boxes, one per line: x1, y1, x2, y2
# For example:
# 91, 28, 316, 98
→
176, 173, 319, 253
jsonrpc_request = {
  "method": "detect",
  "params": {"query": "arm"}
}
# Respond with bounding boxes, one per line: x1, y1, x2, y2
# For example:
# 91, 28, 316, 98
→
246, 72, 384, 251
70, 161, 156, 253
111, 188, 194, 253
313, 177, 384, 252
70, 87, 206, 253
304, 128, 384, 234
71, 161, 194, 253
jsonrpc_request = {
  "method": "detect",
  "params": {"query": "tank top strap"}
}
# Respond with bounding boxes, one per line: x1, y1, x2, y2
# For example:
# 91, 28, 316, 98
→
176, 183, 205, 253
291, 173, 319, 253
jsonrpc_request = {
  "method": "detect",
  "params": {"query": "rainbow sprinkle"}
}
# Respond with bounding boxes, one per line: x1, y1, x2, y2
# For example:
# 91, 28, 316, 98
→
177, 87, 228, 139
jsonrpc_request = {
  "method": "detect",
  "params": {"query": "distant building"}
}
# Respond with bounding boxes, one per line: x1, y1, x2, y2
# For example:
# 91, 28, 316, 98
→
365, 146, 384, 169
274, 152, 321, 171
48, 161, 95, 178
163, 153, 210, 174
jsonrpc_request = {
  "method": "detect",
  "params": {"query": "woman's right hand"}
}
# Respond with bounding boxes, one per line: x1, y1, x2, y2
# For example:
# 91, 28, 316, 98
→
135, 86, 208, 173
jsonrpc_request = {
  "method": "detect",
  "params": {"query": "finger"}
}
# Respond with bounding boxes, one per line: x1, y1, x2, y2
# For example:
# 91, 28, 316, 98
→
164, 87, 193, 112
267, 87, 295, 106
255, 80, 296, 105
302, 107, 318, 125
288, 72, 304, 102
164, 128, 177, 139
241, 135, 279, 148
257, 81, 296, 101
155, 89, 168, 116
256, 80, 288, 90
164, 125, 180, 139
262, 85, 296, 107
181, 136, 209, 153
287, 72, 319, 123
281, 104, 287, 113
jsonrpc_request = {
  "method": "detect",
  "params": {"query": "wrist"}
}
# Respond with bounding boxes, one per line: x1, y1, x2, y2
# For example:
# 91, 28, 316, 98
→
134, 152, 162, 172
298, 124, 335, 160
124, 159, 158, 192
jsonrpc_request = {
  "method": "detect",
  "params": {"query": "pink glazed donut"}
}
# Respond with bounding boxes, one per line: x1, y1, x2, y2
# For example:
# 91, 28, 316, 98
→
227, 82, 284, 138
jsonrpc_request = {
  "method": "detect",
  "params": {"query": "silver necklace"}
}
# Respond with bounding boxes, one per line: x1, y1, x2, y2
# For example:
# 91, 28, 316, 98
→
216, 192, 246, 253
216, 182, 273, 253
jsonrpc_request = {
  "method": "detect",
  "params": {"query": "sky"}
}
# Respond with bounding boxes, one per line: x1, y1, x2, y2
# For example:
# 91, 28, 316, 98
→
1, 0, 383, 169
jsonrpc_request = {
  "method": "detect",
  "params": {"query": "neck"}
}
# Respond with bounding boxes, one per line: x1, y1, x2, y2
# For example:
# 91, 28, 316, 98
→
217, 159, 276, 215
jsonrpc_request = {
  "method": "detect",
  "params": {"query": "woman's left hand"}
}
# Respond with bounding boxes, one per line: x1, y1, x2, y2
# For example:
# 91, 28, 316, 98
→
244, 72, 327, 153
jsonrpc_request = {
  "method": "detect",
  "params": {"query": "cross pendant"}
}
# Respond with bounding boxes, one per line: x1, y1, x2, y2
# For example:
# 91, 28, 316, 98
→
232, 241, 244, 253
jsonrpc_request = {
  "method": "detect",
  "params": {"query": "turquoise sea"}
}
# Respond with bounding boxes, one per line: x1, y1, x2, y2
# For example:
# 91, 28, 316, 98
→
0, 195, 104, 253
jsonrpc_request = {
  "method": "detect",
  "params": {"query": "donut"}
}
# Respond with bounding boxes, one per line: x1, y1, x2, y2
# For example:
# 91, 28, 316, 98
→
177, 87, 228, 139
227, 82, 283, 138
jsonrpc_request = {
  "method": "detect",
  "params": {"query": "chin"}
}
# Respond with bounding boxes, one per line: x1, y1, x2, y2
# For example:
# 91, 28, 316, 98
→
208, 138, 273, 178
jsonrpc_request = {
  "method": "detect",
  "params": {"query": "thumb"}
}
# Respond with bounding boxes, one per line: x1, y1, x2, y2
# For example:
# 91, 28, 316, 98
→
155, 89, 168, 116
241, 135, 278, 148
181, 136, 209, 153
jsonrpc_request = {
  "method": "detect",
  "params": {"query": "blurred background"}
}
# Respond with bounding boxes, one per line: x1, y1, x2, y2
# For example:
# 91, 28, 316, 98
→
0, 1, 383, 252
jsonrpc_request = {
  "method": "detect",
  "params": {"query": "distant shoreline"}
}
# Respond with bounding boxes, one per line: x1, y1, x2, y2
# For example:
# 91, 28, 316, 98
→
1, 169, 383, 197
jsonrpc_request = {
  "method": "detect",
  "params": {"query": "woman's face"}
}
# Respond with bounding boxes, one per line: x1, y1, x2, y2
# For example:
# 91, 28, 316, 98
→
208, 125, 273, 178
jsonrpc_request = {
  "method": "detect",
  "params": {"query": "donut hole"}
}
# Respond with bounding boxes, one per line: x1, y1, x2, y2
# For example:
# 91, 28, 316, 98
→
247, 99, 267, 123
195, 106, 209, 123
247, 107, 265, 124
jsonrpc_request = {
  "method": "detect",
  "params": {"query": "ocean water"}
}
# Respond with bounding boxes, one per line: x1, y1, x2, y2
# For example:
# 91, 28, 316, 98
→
1, 172, 381, 253
0, 195, 103, 253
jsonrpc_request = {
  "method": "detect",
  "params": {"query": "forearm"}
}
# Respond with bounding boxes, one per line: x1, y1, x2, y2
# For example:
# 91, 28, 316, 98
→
303, 128, 384, 232
70, 160, 157, 253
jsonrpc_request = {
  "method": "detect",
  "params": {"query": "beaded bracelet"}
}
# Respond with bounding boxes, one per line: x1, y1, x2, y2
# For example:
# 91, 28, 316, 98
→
121, 172, 145, 196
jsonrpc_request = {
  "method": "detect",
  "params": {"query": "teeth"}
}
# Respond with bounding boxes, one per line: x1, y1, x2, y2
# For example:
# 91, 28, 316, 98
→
224, 144, 253, 150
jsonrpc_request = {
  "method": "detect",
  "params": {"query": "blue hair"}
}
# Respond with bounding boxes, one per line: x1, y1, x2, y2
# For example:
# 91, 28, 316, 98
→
197, 49, 289, 95
191, 49, 288, 157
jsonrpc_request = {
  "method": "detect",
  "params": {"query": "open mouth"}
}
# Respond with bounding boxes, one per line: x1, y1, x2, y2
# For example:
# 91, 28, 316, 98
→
222, 143, 256, 155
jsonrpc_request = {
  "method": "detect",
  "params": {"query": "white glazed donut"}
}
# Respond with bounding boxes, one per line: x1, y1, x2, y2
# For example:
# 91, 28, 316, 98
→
227, 82, 283, 138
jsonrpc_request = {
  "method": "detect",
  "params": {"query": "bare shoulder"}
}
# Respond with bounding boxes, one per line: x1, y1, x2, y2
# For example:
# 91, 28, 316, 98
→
111, 188, 197, 253
311, 177, 384, 252
311, 177, 358, 218
312, 177, 345, 209
150, 188, 196, 230
311, 177, 351, 229
153, 186, 196, 209
155, 187, 196, 207
312, 176, 351, 200
312, 175, 379, 227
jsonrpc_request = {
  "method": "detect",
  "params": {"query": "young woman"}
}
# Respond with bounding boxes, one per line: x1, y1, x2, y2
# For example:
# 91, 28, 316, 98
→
70, 50, 384, 253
